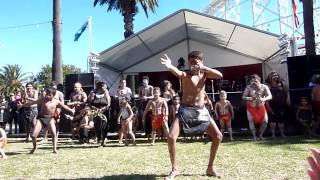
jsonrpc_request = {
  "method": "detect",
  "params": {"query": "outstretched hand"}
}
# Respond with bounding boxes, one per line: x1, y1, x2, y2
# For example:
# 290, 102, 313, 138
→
308, 148, 320, 180
160, 54, 172, 68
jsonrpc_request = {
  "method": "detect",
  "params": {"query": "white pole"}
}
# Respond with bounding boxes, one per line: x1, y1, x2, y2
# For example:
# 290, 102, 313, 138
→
88, 16, 93, 73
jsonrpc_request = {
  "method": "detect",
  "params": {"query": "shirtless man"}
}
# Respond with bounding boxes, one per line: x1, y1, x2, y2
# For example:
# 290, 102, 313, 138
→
67, 82, 88, 141
242, 74, 272, 140
160, 51, 223, 179
142, 87, 169, 145
138, 76, 154, 134
24, 82, 38, 142
19, 88, 74, 153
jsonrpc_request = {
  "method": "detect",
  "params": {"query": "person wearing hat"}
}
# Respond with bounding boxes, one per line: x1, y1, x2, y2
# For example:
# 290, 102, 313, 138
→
161, 51, 223, 179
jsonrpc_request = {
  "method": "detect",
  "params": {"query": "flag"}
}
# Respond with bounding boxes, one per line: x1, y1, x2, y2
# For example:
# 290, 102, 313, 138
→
74, 21, 88, 41
292, 0, 299, 28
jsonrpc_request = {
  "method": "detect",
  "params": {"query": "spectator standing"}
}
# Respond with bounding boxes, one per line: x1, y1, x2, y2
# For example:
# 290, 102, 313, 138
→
88, 81, 110, 146
266, 71, 289, 138
138, 76, 154, 136
162, 80, 176, 103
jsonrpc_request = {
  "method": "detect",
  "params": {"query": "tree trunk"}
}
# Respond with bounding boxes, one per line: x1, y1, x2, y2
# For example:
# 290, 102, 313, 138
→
302, 0, 316, 55
123, 12, 135, 39
52, 0, 63, 84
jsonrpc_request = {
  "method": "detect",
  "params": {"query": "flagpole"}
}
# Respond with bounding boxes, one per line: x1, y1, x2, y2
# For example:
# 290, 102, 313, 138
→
88, 16, 92, 73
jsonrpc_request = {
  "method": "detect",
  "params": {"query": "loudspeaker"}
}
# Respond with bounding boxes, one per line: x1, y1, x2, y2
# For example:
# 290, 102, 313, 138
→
287, 55, 320, 89
64, 73, 94, 100
289, 88, 312, 106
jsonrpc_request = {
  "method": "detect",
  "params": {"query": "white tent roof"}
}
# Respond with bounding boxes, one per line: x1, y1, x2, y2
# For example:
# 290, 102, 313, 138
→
96, 9, 280, 94
97, 9, 279, 74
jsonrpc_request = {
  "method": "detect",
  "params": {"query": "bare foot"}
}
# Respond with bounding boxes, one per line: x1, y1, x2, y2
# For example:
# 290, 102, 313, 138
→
53, 150, 57, 154
206, 168, 220, 178
164, 169, 179, 180
258, 136, 265, 140
29, 148, 37, 154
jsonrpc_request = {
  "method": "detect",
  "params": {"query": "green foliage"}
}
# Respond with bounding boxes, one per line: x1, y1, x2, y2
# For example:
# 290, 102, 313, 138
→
36, 64, 83, 88
0, 64, 28, 96
93, 0, 158, 17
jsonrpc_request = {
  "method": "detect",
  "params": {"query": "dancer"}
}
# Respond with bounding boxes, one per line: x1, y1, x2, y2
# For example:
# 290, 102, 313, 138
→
24, 82, 39, 142
215, 90, 234, 140
0, 126, 7, 159
117, 97, 135, 146
142, 87, 169, 145
160, 51, 223, 179
19, 88, 74, 153
242, 74, 272, 140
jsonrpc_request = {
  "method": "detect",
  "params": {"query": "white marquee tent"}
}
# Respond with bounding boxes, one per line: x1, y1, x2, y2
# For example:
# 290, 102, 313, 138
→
96, 9, 282, 95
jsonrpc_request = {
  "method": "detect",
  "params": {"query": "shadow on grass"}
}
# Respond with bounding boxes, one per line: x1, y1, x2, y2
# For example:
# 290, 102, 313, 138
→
50, 173, 213, 180
50, 174, 163, 180
5, 151, 24, 156
222, 135, 320, 150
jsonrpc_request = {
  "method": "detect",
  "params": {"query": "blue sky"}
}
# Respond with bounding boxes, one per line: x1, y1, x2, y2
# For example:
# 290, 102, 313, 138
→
0, 0, 210, 75
0, 0, 304, 76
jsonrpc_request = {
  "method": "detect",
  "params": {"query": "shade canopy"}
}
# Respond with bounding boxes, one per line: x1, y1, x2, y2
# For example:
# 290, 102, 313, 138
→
96, 9, 280, 93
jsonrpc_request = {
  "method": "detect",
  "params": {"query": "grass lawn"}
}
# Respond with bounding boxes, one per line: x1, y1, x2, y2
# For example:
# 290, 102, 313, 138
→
1, 135, 319, 180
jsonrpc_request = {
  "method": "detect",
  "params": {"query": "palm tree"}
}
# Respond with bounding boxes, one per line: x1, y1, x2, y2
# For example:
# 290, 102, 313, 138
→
94, 0, 158, 39
0, 64, 28, 96
52, 0, 63, 84
300, 0, 316, 55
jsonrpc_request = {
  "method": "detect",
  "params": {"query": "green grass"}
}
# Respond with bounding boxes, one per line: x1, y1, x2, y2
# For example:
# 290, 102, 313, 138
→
1, 136, 319, 180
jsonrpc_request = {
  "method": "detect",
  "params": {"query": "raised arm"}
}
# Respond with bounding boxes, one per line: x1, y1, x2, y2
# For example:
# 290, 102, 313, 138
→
18, 98, 42, 109
201, 65, 223, 79
57, 101, 74, 115
160, 54, 186, 78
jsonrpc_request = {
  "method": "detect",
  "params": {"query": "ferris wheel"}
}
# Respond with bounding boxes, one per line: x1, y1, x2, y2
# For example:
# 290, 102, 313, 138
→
203, 0, 320, 55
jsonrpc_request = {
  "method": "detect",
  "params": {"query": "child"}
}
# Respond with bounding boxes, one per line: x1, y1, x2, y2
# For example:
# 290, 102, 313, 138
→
169, 95, 181, 127
296, 97, 314, 136
0, 126, 7, 159
73, 106, 94, 144
142, 87, 169, 145
215, 90, 234, 140
117, 97, 135, 146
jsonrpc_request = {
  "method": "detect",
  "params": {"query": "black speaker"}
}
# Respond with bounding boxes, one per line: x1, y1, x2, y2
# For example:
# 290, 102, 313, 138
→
287, 55, 320, 89
64, 73, 94, 100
